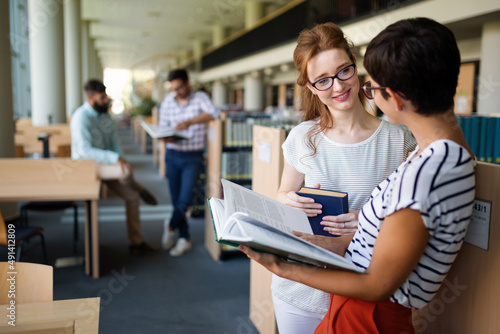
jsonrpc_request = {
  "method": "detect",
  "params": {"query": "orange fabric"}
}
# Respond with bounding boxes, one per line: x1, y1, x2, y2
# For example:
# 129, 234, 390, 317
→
314, 295, 414, 334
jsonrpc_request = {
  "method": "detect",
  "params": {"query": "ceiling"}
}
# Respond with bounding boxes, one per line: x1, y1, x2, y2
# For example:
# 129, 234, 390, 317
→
82, 0, 296, 71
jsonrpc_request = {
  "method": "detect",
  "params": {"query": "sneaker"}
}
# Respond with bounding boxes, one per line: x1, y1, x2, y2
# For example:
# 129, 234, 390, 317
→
139, 189, 158, 205
162, 226, 177, 250
129, 241, 159, 256
169, 238, 192, 257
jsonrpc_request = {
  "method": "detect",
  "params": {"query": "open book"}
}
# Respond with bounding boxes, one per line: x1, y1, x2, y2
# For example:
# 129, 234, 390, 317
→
140, 121, 193, 140
207, 179, 363, 272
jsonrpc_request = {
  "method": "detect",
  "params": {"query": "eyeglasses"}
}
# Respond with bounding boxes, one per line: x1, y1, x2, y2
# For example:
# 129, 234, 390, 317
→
361, 81, 387, 100
361, 81, 408, 100
309, 64, 356, 91
171, 84, 185, 92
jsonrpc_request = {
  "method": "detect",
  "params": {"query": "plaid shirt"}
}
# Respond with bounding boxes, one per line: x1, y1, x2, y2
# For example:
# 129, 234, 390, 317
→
158, 90, 219, 151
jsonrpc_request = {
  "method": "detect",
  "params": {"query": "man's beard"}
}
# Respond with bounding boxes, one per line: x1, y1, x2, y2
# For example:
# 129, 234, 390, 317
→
93, 101, 109, 113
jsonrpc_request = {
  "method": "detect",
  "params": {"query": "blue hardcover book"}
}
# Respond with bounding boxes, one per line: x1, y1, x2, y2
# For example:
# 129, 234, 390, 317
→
494, 117, 500, 164
469, 115, 480, 158
485, 117, 496, 163
296, 187, 348, 237
462, 116, 472, 148
478, 116, 488, 162
456, 116, 464, 132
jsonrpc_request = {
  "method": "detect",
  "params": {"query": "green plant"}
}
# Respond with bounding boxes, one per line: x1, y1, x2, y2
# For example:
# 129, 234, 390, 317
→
131, 97, 156, 117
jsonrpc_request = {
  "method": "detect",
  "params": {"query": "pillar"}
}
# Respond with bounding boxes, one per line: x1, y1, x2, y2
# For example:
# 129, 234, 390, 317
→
477, 21, 500, 115
93, 47, 102, 80
244, 73, 263, 111
212, 80, 228, 108
28, 0, 66, 125
81, 21, 90, 85
64, 0, 82, 117
245, 1, 264, 29
192, 40, 203, 72
212, 25, 226, 47
193, 39, 204, 60
1, 0, 18, 219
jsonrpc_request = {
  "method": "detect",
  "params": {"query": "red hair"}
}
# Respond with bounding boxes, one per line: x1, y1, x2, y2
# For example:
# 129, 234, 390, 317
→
293, 22, 362, 156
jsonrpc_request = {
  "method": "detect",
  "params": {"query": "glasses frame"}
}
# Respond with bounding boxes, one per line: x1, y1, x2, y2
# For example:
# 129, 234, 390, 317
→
309, 64, 357, 91
361, 81, 387, 100
362, 81, 408, 100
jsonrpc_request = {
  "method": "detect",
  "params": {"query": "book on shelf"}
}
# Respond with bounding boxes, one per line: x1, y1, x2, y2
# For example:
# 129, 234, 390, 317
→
207, 179, 362, 272
140, 121, 193, 140
296, 187, 348, 237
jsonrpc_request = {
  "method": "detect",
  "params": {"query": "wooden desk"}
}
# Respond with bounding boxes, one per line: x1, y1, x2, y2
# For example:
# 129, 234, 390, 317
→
0, 158, 101, 278
15, 133, 71, 156
0, 298, 100, 333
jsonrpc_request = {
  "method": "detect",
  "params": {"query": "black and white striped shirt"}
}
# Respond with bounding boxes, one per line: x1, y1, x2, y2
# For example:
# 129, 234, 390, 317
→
347, 140, 476, 309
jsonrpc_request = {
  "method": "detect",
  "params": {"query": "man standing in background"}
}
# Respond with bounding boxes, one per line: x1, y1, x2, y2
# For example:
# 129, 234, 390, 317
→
159, 69, 219, 256
71, 79, 159, 255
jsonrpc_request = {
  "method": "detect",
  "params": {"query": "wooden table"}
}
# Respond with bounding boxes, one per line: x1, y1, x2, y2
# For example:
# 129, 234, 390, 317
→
0, 298, 100, 333
0, 158, 101, 278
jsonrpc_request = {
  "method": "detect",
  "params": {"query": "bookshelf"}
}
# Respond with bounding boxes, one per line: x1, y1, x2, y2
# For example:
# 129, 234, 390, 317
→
456, 114, 500, 163
204, 113, 297, 261
249, 125, 288, 334
204, 113, 268, 261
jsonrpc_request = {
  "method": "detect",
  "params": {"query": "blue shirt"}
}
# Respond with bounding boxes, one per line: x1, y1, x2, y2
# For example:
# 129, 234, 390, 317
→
70, 102, 122, 164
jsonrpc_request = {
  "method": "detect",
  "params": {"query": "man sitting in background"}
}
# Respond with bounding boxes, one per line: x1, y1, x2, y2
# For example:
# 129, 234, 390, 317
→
71, 79, 158, 255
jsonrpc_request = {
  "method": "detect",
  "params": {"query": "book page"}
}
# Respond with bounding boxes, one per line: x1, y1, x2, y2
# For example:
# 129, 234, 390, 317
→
140, 121, 192, 139
232, 215, 362, 272
221, 179, 313, 234
208, 197, 225, 240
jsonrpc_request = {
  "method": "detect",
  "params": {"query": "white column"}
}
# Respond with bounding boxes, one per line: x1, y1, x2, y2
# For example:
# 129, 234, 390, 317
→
193, 39, 204, 60
212, 25, 226, 47
477, 21, 500, 115
245, 0, 264, 29
0, 0, 15, 158
81, 21, 90, 84
93, 48, 102, 80
88, 36, 97, 79
1, 0, 19, 219
28, 0, 66, 125
64, 0, 82, 117
244, 73, 263, 111
212, 80, 227, 108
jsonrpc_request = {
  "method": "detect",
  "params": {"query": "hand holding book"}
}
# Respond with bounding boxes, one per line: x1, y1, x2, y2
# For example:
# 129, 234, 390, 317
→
294, 187, 349, 237
320, 210, 359, 236
283, 183, 324, 217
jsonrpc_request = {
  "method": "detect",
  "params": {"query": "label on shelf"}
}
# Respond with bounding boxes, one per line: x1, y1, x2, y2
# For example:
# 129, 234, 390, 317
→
257, 141, 272, 164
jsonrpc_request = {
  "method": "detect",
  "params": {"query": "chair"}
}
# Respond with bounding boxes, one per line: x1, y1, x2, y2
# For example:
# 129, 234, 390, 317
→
20, 140, 80, 253
0, 209, 48, 264
20, 201, 79, 253
0, 262, 53, 304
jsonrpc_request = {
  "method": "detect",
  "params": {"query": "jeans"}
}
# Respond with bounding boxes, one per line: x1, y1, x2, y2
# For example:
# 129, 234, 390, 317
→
165, 149, 203, 239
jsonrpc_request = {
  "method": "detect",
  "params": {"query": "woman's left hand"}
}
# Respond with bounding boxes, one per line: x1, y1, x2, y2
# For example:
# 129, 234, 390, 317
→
321, 210, 359, 236
238, 245, 284, 275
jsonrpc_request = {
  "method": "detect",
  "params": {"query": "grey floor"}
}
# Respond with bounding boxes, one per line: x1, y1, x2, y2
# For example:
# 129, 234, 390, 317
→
3, 124, 258, 334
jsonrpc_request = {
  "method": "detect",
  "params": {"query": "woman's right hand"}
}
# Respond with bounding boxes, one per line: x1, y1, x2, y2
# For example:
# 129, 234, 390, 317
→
284, 184, 323, 217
